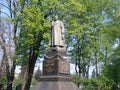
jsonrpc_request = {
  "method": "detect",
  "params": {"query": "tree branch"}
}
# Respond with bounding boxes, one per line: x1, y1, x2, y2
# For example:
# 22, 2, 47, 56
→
0, 10, 11, 18
0, 2, 13, 14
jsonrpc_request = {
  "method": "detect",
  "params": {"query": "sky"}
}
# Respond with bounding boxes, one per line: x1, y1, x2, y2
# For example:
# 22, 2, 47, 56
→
0, 0, 9, 17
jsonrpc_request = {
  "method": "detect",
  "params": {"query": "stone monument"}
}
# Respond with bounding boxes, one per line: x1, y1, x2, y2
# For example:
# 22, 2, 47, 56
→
32, 15, 79, 90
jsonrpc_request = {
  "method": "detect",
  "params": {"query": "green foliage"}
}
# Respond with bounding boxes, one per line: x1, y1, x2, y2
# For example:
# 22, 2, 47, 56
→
103, 46, 120, 89
0, 74, 7, 89
14, 76, 26, 85
71, 74, 115, 90
71, 74, 81, 85
91, 76, 115, 90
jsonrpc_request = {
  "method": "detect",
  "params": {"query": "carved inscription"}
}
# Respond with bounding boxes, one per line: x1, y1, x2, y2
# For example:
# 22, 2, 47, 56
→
45, 61, 55, 72
43, 60, 57, 75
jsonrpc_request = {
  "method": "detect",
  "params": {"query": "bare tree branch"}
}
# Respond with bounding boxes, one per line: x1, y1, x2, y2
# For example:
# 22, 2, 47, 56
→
0, 10, 11, 18
0, 2, 14, 14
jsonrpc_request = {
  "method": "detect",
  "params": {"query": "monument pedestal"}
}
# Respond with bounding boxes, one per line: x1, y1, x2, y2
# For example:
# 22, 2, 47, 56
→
32, 47, 79, 90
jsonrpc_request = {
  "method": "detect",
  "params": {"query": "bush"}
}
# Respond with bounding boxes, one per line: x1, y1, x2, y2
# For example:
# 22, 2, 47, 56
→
71, 74, 115, 90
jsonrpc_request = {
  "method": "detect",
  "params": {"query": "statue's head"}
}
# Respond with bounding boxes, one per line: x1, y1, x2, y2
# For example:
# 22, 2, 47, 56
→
54, 15, 58, 21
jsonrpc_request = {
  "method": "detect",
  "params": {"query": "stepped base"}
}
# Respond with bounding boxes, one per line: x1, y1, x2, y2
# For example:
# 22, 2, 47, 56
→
32, 75, 79, 90
32, 81, 79, 90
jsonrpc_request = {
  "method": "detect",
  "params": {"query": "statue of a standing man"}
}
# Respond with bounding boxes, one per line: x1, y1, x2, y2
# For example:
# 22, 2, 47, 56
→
49, 15, 65, 47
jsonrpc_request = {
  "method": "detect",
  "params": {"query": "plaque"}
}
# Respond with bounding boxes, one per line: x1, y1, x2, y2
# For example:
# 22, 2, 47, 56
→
43, 60, 58, 75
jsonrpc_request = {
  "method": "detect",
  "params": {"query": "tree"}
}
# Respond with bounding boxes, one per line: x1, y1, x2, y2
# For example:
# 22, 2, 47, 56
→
0, 0, 21, 89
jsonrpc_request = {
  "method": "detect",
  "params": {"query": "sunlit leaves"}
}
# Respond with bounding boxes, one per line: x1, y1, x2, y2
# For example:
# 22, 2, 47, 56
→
22, 5, 44, 30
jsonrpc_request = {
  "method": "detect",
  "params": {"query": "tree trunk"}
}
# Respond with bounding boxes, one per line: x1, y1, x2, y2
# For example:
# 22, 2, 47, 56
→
75, 45, 78, 74
24, 51, 38, 90
104, 46, 107, 65
77, 45, 82, 87
95, 52, 98, 77
86, 57, 90, 78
